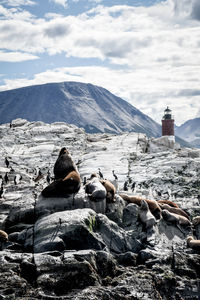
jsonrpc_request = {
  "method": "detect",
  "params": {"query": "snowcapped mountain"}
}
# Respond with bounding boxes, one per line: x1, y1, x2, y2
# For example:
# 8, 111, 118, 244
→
0, 81, 161, 137
176, 118, 200, 148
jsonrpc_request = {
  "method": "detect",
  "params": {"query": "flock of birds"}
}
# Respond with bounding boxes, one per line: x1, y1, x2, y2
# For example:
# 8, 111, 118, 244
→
0, 148, 200, 253
0, 157, 23, 199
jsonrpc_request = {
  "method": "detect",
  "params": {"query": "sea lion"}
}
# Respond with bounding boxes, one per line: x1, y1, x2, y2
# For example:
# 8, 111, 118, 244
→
157, 199, 179, 208
85, 176, 106, 202
187, 236, 200, 251
0, 230, 8, 242
162, 209, 191, 227
54, 147, 77, 180
100, 179, 116, 203
61, 170, 81, 194
42, 170, 81, 197
192, 216, 200, 226
139, 199, 156, 229
159, 203, 190, 220
120, 194, 162, 219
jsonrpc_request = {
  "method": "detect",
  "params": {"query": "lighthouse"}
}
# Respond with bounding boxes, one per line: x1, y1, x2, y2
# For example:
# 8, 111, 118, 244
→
162, 107, 174, 136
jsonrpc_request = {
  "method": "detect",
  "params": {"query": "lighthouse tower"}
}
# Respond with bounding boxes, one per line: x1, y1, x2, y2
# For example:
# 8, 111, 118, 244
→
162, 107, 174, 136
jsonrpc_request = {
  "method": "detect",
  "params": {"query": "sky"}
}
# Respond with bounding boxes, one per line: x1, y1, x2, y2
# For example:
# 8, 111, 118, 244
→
0, 0, 200, 126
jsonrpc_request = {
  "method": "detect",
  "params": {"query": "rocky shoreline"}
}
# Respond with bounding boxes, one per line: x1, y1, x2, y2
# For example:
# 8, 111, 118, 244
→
0, 119, 200, 299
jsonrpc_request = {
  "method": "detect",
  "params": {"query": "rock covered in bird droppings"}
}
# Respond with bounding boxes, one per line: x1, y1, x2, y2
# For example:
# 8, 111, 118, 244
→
0, 119, 199, 300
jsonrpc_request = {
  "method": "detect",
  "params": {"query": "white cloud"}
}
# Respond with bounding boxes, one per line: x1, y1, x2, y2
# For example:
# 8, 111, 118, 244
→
44, 12, 64, 19
72, 0, 102, 2
49, 0, 68, 8
0, 4, 35, 20
1, 0, 36, 6
0, 50, 39, 62
0, 64, 199, 126
0, 0, 200, 125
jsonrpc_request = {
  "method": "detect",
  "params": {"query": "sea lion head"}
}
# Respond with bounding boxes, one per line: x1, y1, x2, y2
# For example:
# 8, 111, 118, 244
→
0, 230, 8, 242
90, 173, 97, 179
187, 236, 194, 244
59, 147, 69, 156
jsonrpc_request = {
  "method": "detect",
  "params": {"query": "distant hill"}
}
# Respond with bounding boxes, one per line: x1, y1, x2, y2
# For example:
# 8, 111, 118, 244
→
176, 118, 200, 148
0, 81, 192, 147
0, 81, 162, 137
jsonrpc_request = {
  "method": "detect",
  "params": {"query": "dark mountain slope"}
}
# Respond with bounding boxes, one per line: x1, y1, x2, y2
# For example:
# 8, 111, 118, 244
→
0, 81, 162, 137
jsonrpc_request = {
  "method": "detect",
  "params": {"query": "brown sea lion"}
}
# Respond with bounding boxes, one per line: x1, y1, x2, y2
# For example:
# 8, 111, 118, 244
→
42, 170, 81, 197
162, 209, 191, 227
159, 203, 190, 220
54, 147, 77, 180
157, 199, 179, 208
139, 199, 156, 229
187, 236, 200, 251
120, 194, 162, 219
0, 230, 8, 242
61, 170, 81, 194
192, 216, 200, 226
100, 179, 116, 203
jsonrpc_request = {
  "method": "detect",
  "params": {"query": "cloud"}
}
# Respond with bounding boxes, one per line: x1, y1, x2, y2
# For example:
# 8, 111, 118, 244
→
172, 0, 200, 22
72, 0, 102, 2
0, 4, 35, 20
191, 0, 200, 21
176, 89, 200, 97
0, 64, 199, 126
49, 0, 68, 8
0, 50, 38, 62
1, 0, 36, 6
44, 22, 70, 38
44, 12, 64, 19
0, 0, 200, 125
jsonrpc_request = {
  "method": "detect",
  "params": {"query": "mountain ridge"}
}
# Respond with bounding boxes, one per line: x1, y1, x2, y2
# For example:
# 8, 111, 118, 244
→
0, 81, 161, 137
176, 117, 200, 148
0, 81, 193, 147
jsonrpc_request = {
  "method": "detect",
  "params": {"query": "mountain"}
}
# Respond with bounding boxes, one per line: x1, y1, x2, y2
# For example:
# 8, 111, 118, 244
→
0, 81, 161, 137
176, 118, 200, 148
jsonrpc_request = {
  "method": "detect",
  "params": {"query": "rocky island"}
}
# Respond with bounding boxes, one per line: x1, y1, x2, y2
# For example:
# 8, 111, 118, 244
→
0, 119, 199, 299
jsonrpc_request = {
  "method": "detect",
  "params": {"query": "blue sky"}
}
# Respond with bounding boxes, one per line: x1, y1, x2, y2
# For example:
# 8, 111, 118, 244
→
0, 0, 200, 125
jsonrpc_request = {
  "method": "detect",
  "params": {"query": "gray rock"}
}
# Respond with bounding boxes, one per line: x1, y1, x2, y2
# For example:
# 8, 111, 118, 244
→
95, 214, 142, 254
33, 209, 104, 253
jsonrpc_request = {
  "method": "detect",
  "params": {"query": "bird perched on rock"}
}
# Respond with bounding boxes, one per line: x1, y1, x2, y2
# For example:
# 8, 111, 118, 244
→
98, 168, 103, 179
83, 177, 87, 185
112, 170, 118, 180
4, 173, 9, 184
0, 185, 4, 198
46, 171, 51, 184
14, 175, 17, 185
123, 181, 128, 191
5, 157, 9, 168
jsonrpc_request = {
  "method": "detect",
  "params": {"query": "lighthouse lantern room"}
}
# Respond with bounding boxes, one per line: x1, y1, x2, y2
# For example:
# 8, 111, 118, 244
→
162, 107, 174, 136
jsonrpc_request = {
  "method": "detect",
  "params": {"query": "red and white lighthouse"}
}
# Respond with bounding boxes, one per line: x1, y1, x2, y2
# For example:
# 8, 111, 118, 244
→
162, 107, 174, 136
